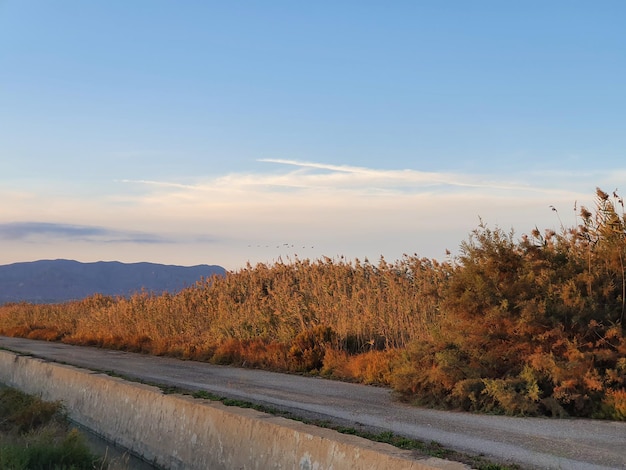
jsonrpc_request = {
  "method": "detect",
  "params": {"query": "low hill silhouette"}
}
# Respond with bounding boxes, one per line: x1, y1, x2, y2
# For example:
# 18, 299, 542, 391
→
0, 259, 226, 304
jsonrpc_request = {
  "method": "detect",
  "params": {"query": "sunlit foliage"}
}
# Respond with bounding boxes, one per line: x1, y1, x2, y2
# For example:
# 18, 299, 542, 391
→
1, 188, 624, 419
392, 188, 626, 418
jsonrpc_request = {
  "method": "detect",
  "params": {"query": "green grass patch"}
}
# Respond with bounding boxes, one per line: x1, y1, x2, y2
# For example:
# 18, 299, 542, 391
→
0, 387, 104, 470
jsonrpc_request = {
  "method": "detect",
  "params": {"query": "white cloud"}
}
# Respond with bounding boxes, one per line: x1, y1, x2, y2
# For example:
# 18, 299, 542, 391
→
122, 159, 571, 199
112, 160, 599, 248
1, 160, 621, 268
256, 158, 577, 194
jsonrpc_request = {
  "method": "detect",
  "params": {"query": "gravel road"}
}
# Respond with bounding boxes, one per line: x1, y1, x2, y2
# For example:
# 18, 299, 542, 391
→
0, 336, 624, 470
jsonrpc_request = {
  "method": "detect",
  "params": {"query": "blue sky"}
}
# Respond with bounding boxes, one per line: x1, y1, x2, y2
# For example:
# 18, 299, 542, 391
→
1, 1, 625, 270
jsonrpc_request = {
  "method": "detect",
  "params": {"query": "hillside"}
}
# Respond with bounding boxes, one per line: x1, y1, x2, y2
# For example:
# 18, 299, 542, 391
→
0, 259, 226, 304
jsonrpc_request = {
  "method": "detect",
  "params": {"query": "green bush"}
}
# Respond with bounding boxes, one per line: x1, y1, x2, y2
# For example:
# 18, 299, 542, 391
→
0, 388, 101, 469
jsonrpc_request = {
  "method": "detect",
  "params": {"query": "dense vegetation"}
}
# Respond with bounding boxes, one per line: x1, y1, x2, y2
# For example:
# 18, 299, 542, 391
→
1, 188, 624, 420
0, 387, 101, 469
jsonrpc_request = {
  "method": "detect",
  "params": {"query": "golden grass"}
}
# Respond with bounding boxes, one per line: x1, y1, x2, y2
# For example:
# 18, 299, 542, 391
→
0, 189, 625, 419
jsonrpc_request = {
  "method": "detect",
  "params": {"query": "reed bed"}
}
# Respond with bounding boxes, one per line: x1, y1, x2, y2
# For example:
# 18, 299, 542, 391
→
1, 188, 624, 419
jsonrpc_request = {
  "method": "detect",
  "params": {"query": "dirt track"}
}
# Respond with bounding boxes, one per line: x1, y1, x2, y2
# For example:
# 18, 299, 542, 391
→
0, 336, 624, 470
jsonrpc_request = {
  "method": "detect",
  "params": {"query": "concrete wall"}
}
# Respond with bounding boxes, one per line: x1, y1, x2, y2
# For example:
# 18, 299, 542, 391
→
0, 350, 468, 470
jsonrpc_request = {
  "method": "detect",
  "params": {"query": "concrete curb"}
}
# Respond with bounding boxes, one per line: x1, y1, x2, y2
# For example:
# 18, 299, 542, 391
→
0, 350, 470, 469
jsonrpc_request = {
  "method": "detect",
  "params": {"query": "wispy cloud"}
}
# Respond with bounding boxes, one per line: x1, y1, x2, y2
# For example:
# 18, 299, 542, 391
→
2, 160, 617, 268
121, 158, 588, 202
0, 222, 174, 244
112, 159, 599, 252
257, 158, 549, 193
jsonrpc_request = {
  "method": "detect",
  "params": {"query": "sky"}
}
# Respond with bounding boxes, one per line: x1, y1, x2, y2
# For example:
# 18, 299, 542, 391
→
1, 1, 625, 271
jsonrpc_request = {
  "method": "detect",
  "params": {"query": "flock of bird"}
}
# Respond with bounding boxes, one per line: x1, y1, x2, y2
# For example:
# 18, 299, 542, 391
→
248, 243, 315, 249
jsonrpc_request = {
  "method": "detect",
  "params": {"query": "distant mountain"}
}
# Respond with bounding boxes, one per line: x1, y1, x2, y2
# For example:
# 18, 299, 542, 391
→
0, 259, 226, 304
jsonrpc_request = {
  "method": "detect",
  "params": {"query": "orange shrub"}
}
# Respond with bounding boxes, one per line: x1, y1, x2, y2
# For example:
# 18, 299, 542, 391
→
26, 327, 64, 342
342, 350, 397, 385
602, 389, 626, 420
321, 349, 397, 385
211, 338, 245, 365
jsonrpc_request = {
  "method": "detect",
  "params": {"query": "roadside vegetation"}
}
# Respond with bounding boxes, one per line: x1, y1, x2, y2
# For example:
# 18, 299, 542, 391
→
0, 386, 103, 469
1, 188, 624, 420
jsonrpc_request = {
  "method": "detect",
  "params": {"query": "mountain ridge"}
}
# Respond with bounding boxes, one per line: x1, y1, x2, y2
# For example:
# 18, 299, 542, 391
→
0, 259, 226, 304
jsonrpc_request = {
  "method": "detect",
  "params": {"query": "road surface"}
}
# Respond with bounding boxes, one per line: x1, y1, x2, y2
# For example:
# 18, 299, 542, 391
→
0, 336, 624, 470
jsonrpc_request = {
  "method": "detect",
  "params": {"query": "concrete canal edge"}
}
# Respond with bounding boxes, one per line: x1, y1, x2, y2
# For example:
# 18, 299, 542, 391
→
0, 350, 470, 470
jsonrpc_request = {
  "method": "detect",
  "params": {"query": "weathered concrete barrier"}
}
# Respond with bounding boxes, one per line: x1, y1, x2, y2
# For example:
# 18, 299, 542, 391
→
0, 350, 468, 470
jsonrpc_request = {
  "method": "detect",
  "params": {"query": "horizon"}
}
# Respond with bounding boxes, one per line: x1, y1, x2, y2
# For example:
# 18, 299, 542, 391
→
0, 258, 225, 268
2, 2, 625, 270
